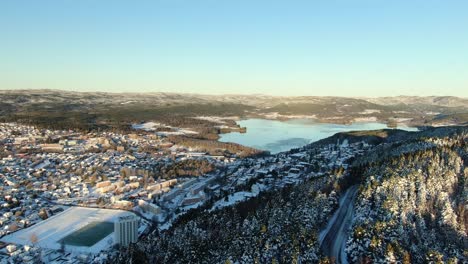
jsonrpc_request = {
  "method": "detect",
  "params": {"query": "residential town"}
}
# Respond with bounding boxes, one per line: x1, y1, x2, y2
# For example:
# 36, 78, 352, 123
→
2, 1, 466, 261
0, 122, 370, 263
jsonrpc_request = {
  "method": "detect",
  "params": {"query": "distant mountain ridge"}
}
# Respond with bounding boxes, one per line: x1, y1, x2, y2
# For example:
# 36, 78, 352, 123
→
0, 89, 467, 130
0, 89, 467, 108
364, 95, 468, 108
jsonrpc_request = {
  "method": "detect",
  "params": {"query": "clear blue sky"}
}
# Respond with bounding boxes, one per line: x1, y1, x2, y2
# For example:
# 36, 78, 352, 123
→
1, 0, 467, 97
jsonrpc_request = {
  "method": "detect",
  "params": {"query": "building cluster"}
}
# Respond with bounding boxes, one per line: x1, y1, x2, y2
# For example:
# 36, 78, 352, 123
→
205, 139, 370, 211
0, 123, 236, 262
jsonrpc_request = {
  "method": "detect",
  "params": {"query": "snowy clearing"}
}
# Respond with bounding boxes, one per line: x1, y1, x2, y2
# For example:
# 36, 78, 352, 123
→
211, 192, 255, 210
132, 122, 198, 135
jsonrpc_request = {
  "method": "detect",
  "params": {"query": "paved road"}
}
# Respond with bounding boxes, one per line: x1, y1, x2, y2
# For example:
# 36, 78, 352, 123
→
319, 185, 359, 264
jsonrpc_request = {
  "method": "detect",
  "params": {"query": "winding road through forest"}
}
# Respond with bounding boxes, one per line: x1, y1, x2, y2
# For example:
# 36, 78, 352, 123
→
319, 185, 359, 264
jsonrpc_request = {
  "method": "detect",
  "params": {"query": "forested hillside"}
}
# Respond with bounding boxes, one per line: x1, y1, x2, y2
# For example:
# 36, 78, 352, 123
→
113, 176, 339, 263
110, 126, 467, 264
347, 133, 467, 263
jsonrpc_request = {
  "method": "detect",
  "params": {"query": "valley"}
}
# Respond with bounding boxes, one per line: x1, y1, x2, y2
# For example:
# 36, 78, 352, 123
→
0, 90, 466, 263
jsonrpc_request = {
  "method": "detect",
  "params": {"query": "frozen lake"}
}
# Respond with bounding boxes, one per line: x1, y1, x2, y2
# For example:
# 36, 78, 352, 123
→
219, 118, 417, 154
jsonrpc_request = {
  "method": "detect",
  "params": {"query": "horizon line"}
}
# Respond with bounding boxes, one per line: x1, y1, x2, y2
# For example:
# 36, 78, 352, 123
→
0, 88, 466, 99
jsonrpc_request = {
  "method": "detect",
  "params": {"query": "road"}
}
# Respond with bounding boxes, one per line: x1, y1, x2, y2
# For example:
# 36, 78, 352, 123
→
319, 185, 359, 264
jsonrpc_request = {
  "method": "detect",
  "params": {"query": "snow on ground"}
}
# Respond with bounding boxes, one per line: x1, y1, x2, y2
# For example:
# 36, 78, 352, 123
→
156, 129, 198, 136
192, 116, 227, 124
359, 109, 381, 114
192, 116, 240, 123
262, 112, 318, 120
211, 192, 255, 210
132, 122, 163, 131
353, 117, 378, 122
132, 122, 198, 135
432, 122, 459, 127
251, 183, 266, 195
182, 201, 204, 211
34, 160, 50, 170
120, 101, 135, 105
392, 117, 413, 123
0, 207, 134, 254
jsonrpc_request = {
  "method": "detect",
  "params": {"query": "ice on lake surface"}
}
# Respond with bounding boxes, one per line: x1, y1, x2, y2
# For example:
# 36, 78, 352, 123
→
219, 118, 417, 154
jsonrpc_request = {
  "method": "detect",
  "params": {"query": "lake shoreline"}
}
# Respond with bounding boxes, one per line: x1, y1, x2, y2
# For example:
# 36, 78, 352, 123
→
219, 118, 418, 154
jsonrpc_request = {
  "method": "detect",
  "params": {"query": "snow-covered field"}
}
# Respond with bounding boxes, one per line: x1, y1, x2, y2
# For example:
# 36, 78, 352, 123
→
359, 109, 381, 114
132, 122, 198, 135
353, 116, 378, 122
261, 112, 318, 120
157, 129, 198, 136
132, 122, 164, 131
211, 191, 255, 210
192, 116, 240, 123
1, 207, 134, 254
